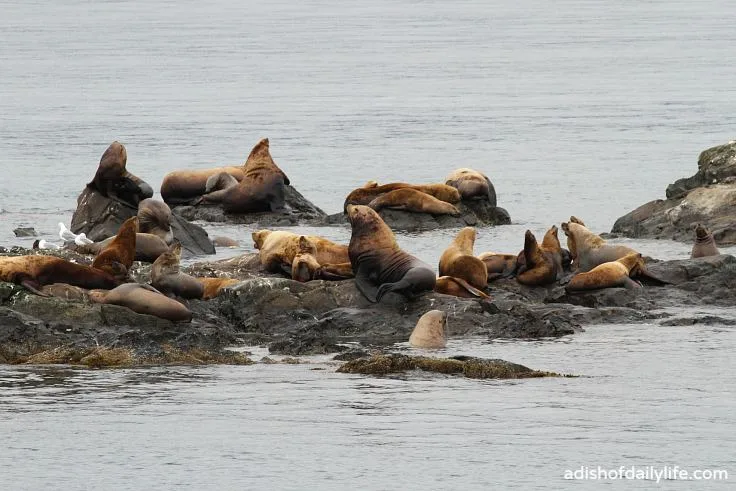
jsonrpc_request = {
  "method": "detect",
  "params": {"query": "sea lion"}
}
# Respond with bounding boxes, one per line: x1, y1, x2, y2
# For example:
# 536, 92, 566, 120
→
197, 138, 290, 213
438, 227, 488, 289
39, 283, 88, 301
565, 252, 645, 292
516, 226, 563, 286
198, 277, 240, 300
88, 141, 153, 206
0, 255, 122, 296
205, 172, 240, 194
347, 204, 436, 302
212, 236, 239, 248
344, 182, 460, 210
445, 168, 496, 205
137, 199, 174, 244
75, 232, 168, 263
88, 284, 192, 322
691, 224, 720, 258
151, 243, 204, 299
477, 252, 523, 281
289, 237, 355, 282
561, 221, 637, 273
368, 188, 461, 216
409, 310, 447, 349
434, 276, 490, 299
252, 230, 349, 275
569, 215, 586, 226
91, 217, 138, 276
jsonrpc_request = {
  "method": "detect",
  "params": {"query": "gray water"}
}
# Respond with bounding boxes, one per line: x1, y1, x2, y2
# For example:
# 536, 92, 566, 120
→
1, 0, 736, 488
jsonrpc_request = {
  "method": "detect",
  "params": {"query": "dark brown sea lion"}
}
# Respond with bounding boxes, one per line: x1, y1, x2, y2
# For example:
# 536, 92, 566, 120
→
561, 221, 637, 273
691, 224, 720, 258
409, 310, 447, 349
347, 204, 436, 302
434, 276, 490, 298
344, 182, 460, 210
151, 243, 204, 299
252, 230, 349, 276
0, 255, 122, 296
197, 138, 290, 213
88, 283, 192, 322
137, 199, 174, 244
91, 217, 138, 276
198, 278, 240, 300
75, 232, 168, 263
516, 226, 563, 286
445, 168, 496, 205
438, 227, 488, 289
88, 141, 153, 206
368, 188, 461, 216
565, 252, 647, 292
477, 252, 522, 281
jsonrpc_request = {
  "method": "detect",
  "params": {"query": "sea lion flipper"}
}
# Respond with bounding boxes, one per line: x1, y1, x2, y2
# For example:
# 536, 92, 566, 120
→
20, 279, 50, 297
354, 271, 378, 303
637, 267, 670, 286
623, 277, 643, 290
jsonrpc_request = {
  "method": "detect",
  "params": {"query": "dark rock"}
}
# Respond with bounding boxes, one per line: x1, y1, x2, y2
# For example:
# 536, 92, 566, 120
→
13, 227, 37, 237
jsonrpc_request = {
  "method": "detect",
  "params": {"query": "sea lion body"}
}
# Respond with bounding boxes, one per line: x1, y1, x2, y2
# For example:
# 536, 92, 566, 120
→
151, 243, 204, 299
409, 310, 447, 349
88, 141, 153, 205
137, 199, 174, 245
347, 205, 436, 302
76, 232, 168, 263
434, 276, 490, 298
477, 252, 522, 281
91, 217, 138, 276
39, 283, 89, 301
438, 227, 488, 289
516, 226, 563, 286
88, 284, 192, 322
368, 188, 461, 216
212, 236, 239, 248
445, 168, 496, 205
566, 253, 645, 292
561, 221, 637, 273
0, 256, 121, 295
253, 230, 349, 275
344, 182, 460, 210
197, 278, 240, 299
691, 224, 720, 258
161, 166, 245, 204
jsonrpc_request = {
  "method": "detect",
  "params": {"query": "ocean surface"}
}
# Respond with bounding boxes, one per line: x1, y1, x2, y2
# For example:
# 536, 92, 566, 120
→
1, 0, 735, 488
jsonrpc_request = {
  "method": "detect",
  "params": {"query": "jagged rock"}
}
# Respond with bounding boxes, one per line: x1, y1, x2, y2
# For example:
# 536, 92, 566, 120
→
70, 187, 215, 256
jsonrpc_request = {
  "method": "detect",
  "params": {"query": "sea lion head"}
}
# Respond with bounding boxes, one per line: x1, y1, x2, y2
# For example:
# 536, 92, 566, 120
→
100, 141, 127, 173
107, 261, 130, 283
152, 242, 182, 276
618, 252, 645, 274
252, 230, 272, 249
347, 204, 397, 254
409, 310, 448, 349
138, 199, 172, 232
363, 180, 379, 188
291, 236, 320, 282
695, 223, 710, 240
570, 216, 586, 226
541, 225, 561, 252
87, 289, 108, 304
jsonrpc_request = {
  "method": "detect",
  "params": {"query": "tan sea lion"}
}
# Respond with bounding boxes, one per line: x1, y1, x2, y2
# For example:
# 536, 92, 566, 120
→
0, 255, 122, 296
39, 283, 89, 301
212, 236, 239, 248
198, 277, 240, 299
516, 226, 563, 286
434, 276, 490, 298
565, 252, 644, 292
289, 237, 355, 282
691, 224, 720, 258
160, 152, 246, 206
347, 204, 436, 302
151, 243, 204, 299
438, 227, 488, 289
344, 182, 460, 210
409, 310, 447, 349
88, 141, 153, 205
75, 232, 168, 263
137, 199, 174, 244
197, 138, 290, 213
252, 230, 349, 275
561, 221, 637, 273
91, 217, 138, 276
569, 215, 586, 226
445, 168, 496, 205
88, 284, 192, 322
368, 188, 461, 216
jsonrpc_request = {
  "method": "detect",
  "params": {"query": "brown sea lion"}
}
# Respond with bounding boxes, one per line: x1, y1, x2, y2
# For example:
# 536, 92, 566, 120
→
565, 252, 645, 292
252, 230, 349, 275
91, 217, 138, 276
434, 276, 490, 299
151, 243, 204, 299
88, 284, 192, 322
477, 252, 522, 281
289, 237, 355, 282
88, 141, 153, 206
137, 199, 174, 244
409, 310, 447, 349
198, 277, 240, 300
368, 188, 461, 216
445, 168, 496, 205
0, 256, 122, 296
691, 224, 720, 258
344, 182, 460, 210
212, 236, 239, 248
561, 221, 637, 273
197, 138, 290, 213
516, 226, 563, 286
438, 227, 488, 289
75, 232, 168, 263
347, 204, 436, 302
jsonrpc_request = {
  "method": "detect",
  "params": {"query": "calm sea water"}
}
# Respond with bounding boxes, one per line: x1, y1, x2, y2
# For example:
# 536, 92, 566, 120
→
1, 0, 735, 488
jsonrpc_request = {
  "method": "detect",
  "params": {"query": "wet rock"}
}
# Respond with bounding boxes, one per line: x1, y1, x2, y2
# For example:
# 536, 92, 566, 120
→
171, 185, 327, 225
13, 227, 37, 237
70, 187, 215, 256
612, 141, 736, 244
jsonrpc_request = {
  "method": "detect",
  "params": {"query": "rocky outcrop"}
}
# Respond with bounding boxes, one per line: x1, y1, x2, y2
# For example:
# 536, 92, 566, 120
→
612, 141, 736, 244
70, 187, 215, 256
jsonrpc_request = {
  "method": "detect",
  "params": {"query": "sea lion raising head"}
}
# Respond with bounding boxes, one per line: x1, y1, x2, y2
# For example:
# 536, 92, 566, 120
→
516, 226, 563, 286
561, 221, 637, 273
91, 217, 138, 278
88, 141, 153, 206
151, 242, 204, 299
438, 227, 488, 289
691, 224, 720, 258
409, 310, 448, 349
137, 199, 174, 245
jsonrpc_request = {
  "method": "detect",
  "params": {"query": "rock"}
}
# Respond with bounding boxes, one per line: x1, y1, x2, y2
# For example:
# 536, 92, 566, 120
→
172, 185, 327, 225
70, 187, 215, 256
612, 141, 736, 244
13, 227, 37, 237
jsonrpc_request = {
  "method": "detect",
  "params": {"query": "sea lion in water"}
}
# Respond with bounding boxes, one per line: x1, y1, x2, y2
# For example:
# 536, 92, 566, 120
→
439, 227, 488, 289
197, 138, 290, 213
0, 256, 122, 296
151, 243, 204, 299
368, 188, 461, 216
137, 199, 174, 245
88, 141, 153, 206
561, 220, 637, 273
516, 226, 563, 286
691, 224, 720, 258
445, 168, 496, 205
434, 276, 490, 299
91, 217, 138, 277
75, 232, 168, 263
565, 252, 668, 292
88, 284, 192, 322
212, 236, 239, 248
252, 230, 349, 276
197, 277, 240, 300
344, 182, 460, 210
347, 204, 436, 302
409, 310, 447, 349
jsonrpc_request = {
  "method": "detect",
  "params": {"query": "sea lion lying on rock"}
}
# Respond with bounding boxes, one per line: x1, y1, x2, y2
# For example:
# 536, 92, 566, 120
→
160, 156, 246, 205
561, 219, 637, 273
344, 182, 460, 209
346, 204, 436, 302
290, 236, 354, 282
137, 199, 174, 245
197, 277, 240, 299
565, 252, 668, 292
88, 283, 192, 322
151, 243, 205, 299
252, 229, 349, 276
691, 224, 720, 258
439, 227, 488, 289
409, 310, 448, 348
74, 232, 169, 263
368, 188, 461, 216
516, 226, 564, 286
88, 141, 153, 206
445, 168, 496, 205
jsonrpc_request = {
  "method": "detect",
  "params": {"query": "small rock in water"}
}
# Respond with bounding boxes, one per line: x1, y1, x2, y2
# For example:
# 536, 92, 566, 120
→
13, 227, 37, 237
